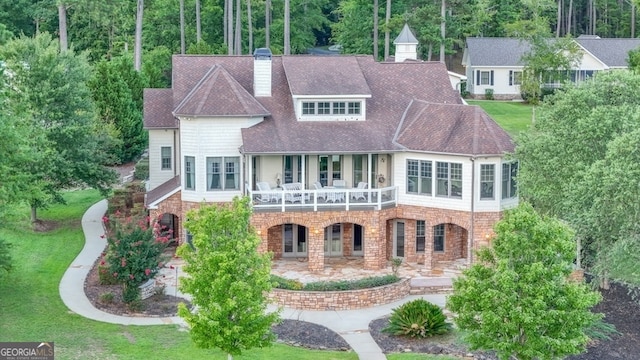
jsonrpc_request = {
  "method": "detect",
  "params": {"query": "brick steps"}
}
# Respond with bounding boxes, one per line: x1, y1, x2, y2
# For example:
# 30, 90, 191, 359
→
409, 276, 454, 295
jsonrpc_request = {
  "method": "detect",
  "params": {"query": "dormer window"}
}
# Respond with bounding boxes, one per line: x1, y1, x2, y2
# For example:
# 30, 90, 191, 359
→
297, 99, 365, 120
348, 102, 361, 115
333, 102, 346, 114
302, 102, 315, 115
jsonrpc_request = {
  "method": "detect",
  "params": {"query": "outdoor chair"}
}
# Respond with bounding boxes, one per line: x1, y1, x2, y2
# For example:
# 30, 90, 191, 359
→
351, 182, 368, 201
282, 182, 304, 203
256, 181, 275, 202
312, 182, 326, 201
333, 179, 346, 188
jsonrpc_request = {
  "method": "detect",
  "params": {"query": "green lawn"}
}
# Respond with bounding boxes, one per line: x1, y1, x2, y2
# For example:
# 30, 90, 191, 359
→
466, 100, 534, 137
0, 190, 357, 360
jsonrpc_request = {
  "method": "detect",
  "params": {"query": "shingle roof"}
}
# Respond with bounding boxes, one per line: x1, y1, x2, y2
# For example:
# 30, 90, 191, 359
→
576, 38, 640, 67
465, 37, 640, 68
144, 53, 514, 157
143, 89, 178, 128
394, 23, 419, 44
173, 64, 270, 117
394, 101, 515, 156
145, 175, 181, 207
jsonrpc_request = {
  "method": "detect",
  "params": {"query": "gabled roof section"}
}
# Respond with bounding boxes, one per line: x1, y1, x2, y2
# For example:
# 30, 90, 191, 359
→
576, 38, 640, 67
394, 23, 418, 44
394, 101, 514, 156
464, 38, 530, 67
173, 64, 270, 117
144, 89, 178, 129
282, 56, 371, 96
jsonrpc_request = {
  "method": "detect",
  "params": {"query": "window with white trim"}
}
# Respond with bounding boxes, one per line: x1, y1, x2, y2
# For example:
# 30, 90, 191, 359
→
502, 162, 518, 199
416, 220, 426, 252
207, 156, 240, 191
318, 102, 331, 114
477, 70, 494, 86
302, 102, 315, 115
332, 102, 345, 114
509, 70, 522, 86
184, 156, 195, 190
480, 164, 495, 200
161, 146, 172, 170
348, 102, 361, 115
407, 159, 432, 195
436, 162, 462, 198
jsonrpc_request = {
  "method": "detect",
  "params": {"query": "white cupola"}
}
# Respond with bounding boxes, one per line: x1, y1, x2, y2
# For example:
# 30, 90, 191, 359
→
393, 24, 418, 62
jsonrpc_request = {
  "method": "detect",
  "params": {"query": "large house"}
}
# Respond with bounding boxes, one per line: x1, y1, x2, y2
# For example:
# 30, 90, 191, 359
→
462, 35, 640, 99
144, 27, 517, 273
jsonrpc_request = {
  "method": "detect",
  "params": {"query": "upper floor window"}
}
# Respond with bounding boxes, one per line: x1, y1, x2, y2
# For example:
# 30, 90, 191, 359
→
161, 146, 172, 170
480, 164, 495, 200
184, 156, 195, 190
502, 162, 518, 199
318, 102, 331, 114
407, 159, 432, 195
416, 220, 426, 253
348, 102, 361, 115
333, 102, 345, 114
302, 102, 315, 115
207, 156, 240, 191
436, 162, 462, 198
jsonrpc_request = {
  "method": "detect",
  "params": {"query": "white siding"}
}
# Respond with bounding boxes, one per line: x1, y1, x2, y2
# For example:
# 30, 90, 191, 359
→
148, 129, 179, 190
474, 158, 504, 212
180, 116, 262, 203
470, 67, 522, 96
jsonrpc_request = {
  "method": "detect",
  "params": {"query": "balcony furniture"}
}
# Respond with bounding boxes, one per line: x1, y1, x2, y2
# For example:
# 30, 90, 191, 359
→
312, 182, 326, 201
256, 182, 279, 202
282, 182, 304, 203
324, 186, 345, 203
333, 179, 346, 188
351, 182, 368, 201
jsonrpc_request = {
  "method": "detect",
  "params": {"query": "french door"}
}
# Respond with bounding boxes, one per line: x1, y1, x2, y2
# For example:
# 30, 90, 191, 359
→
324, 224, 343, 256
394, 221, 405, 258
283, 224, 307, 257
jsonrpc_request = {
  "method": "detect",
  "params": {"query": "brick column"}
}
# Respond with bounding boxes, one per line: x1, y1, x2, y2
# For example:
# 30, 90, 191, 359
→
307, 229, 324, 272
424, 224, 433, 272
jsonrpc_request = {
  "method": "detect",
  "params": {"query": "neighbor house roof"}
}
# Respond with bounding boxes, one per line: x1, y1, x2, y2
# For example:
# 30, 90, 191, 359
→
144, 53, 514, 157
464, 37, 640, 68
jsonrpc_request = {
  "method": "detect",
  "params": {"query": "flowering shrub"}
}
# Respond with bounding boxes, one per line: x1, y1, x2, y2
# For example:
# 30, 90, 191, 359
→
103, 212, 172, 303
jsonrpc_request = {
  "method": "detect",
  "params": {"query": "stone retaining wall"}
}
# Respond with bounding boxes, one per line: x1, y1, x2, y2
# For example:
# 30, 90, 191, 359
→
268, 278, 411, 310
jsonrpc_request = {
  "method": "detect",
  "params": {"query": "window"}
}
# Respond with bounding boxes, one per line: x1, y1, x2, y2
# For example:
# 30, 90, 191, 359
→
332, 102, 345, 114
477, 70, 494, 85
502, 162, 518, 199
407, 160, 432, 195
436, 162, 462, 198
207, 156, 240, 191
509, 70, 522, 86
302, 102, 315, 115
348, 102, 361, 115
283, 155, 302, 184
319, 155, 342, 186
433, 224, 445, 252
318, 102, 331, 114
283, 224, 307, 256
353, 155, 364, 184
416, 220, 426, 252
184, 156, 195, 190
161, 147, 172, 170
480, 164, 495, 200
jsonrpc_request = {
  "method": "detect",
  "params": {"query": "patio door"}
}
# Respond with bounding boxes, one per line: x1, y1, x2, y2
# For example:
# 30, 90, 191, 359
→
394, 221, 405, 258
353, 224, 364, 256
283, 155, 302, 184
319, 155, 342, 187
324, 224, 343, 257
283, 224, 307, 257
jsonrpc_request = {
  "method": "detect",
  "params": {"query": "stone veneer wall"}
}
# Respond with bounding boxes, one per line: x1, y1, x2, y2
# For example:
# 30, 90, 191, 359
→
268, 278, 411, 310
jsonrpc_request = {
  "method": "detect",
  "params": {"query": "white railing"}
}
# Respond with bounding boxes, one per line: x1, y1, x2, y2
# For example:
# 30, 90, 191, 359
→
249, 186, 398, 212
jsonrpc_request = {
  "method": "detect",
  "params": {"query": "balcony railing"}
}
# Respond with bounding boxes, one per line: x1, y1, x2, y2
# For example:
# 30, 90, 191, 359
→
249, 186, 398, 212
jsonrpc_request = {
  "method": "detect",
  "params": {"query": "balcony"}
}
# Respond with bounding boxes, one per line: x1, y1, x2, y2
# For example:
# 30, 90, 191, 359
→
249, 185, 398, 212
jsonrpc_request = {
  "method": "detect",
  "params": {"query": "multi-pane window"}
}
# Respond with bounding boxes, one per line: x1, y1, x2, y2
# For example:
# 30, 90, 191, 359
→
302, 102, 315, 115
433, 224, 445, 252
509, 71, 522, 86
184, 156, 195, 190
436, 162, 462, 198
318, 102, 331, 114
207, 156, 240, 191
348, 102, 361, 115
480, 71, 491, 85
480, 164, 495, 200
332, 102, 346, 114
407, 160, 432, 195
502, 162, 518, 199
416, 220, 426, 252
161, 146, 172, 170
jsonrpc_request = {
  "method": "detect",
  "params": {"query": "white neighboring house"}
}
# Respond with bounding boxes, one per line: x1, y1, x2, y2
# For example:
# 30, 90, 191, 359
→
462, 35, 640, 99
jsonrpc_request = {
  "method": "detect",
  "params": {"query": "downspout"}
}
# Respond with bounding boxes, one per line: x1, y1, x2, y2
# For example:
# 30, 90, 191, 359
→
469, 156, 475, 266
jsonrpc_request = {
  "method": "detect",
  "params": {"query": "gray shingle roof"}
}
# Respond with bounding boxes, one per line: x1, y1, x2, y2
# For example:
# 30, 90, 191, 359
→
576, 38, 640, 67
394, 23, 418, 44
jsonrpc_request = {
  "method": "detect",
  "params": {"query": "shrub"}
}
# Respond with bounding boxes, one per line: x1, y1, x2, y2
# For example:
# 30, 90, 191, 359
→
0, 238, 13, 276
382, 299, 451, 338
484, 88, 494, 100
134, 157, 149, 180
302, 275, 399, 291
391, 257, 403, 276
99, 292, 115, 304
271, 275, 303, 290
97, 254, 119, 285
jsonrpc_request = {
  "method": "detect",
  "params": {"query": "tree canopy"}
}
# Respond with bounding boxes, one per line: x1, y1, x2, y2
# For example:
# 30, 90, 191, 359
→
447, 202, 602, 360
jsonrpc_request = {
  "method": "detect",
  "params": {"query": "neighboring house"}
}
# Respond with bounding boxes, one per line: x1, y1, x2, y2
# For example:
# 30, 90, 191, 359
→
462, 35, 640, 99
144, 27, 517, 273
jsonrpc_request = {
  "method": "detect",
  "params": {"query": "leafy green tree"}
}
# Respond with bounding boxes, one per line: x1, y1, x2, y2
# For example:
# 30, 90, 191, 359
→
447, 203, 602, 360
88, 55, 147, 163
627, 47, 640, 72
0, 33, 118, 223
516, 71, 640, 285
0, 238, 11, 276
142, 45, 172, 88
178, 197, 279, 359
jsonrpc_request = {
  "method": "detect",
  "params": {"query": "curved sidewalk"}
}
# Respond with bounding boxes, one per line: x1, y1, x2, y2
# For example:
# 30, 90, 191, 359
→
59, 199, 447, 359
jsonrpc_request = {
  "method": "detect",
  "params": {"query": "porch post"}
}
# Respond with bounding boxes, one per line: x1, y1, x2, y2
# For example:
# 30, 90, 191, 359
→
307, 228, 324, 272
364, 225, 384, 270
424, 225, 433, 273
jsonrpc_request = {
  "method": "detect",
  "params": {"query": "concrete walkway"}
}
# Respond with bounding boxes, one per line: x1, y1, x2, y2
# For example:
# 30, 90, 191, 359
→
59, 199, 448, 359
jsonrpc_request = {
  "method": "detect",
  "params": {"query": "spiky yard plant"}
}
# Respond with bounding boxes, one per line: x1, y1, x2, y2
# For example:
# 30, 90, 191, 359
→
382, 299, 452, 338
